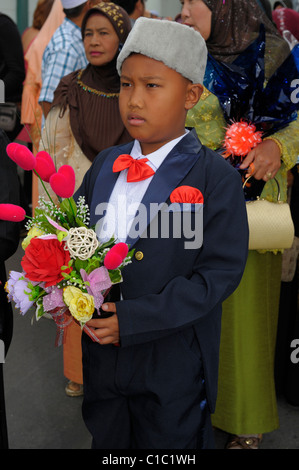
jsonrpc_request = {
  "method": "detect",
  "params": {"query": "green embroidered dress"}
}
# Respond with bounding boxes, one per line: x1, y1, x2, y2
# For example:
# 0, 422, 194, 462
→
186, 89, 299, 434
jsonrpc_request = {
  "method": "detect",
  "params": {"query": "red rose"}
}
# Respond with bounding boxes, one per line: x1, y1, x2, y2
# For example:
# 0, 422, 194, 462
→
21, 238, 72, 287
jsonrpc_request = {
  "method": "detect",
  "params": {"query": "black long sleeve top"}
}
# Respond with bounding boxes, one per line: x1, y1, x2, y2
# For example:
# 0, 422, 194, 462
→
0, 14, 25, 103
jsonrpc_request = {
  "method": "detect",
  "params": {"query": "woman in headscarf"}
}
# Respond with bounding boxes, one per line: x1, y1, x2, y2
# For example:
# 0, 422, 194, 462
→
40, 1, 132, 198
40, 2, 132, 397
181, 0, 299, 449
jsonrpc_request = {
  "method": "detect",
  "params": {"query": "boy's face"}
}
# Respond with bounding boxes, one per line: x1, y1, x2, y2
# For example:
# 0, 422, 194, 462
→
119, 54, 201, 155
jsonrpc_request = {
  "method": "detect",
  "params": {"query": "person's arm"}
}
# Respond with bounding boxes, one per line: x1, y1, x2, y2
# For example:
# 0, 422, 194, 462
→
0, 15, 25, 101
240, 114, 299, 180
268, 114, 299, 171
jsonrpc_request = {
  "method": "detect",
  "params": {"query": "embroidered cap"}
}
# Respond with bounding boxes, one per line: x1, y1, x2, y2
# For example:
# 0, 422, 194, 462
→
117, 17, 207, 85
81, 2, 131, 44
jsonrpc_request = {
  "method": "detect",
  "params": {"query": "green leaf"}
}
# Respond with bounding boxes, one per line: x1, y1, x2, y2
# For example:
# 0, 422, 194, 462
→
75, 216, 87, 227
109, 269, 123, 284
35, 298, 45, 321
61, 272, 71, 279
75, 258, 88, 272
98, 237, 116, 251
60, 197, 77, 224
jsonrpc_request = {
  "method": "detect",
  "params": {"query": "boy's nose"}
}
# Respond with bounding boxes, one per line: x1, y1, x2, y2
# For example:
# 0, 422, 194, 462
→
128, 87, 143, 108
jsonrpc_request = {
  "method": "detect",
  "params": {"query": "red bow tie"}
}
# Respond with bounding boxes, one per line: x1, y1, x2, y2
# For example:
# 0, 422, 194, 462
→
113, 154, 155, 182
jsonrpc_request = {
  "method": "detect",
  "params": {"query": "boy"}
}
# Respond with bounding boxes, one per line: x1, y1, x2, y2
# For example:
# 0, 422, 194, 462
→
76, 18, 248, 449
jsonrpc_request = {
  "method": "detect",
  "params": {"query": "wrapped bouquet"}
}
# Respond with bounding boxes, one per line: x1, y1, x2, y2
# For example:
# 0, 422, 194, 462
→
1, 142, 134, 345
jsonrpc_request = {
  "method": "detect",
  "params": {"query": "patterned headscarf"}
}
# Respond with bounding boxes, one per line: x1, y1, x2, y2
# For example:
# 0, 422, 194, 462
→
203, 0, 290, 78
81, 1, 131, 45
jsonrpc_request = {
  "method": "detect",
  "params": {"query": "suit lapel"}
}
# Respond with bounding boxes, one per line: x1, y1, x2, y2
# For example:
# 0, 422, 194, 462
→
89, 129, 202, 248
126, 129, 202, 247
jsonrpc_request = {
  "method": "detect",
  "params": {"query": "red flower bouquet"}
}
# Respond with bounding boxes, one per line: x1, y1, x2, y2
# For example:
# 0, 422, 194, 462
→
21, 238, 72, 287
2, 143, 134, 345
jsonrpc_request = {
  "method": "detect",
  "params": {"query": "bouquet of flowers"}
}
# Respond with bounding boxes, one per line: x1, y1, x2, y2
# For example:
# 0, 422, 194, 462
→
0, 142, 134, 345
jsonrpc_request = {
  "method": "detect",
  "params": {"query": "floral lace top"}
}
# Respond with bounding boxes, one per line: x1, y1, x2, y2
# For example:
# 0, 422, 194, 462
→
186, 87, 299, 204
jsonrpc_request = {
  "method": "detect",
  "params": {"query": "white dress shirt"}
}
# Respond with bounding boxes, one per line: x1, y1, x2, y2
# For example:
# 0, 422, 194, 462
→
98, 131, 189, 243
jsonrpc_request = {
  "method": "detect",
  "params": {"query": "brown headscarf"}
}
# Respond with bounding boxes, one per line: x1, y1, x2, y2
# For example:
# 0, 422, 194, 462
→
203, 0, 290, 79
52, 2, 132, 162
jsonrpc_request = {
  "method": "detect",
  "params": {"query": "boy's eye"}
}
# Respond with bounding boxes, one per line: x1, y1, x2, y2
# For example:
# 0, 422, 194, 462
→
120, 82, 131, 88
146, 83, 159, 88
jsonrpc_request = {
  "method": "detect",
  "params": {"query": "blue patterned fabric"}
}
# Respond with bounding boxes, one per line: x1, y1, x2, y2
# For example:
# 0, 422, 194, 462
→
39, 18, 88, 104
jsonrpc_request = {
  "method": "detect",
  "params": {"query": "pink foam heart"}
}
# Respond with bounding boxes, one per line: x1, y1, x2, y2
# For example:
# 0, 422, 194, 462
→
6, 142, 19, 158
6, 143, 36, 171
49, 165, 76, 198
35, 151, 56, 182
111, 243, 129, 259
0, 204, 26, 222
104, 251, 123, 270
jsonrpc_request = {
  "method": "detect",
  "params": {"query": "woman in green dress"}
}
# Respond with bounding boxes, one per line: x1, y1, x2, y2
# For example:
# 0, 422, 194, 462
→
180, 0, 299, 448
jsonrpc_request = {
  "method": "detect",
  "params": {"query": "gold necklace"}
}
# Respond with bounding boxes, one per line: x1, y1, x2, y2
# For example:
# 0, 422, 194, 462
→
77, 69, 119, 98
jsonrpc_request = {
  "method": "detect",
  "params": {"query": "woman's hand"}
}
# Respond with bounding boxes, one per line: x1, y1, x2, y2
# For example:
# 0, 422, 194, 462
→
86, 302, 119, 344
239, 139, 281, 181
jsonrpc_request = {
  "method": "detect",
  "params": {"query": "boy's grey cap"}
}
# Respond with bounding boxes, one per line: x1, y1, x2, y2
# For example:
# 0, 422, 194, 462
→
117, 17, 207, 84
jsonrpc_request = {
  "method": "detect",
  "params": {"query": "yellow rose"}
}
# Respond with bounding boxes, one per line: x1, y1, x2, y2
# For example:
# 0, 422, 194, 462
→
63, 286, 94, 324
22, 226, 46, 250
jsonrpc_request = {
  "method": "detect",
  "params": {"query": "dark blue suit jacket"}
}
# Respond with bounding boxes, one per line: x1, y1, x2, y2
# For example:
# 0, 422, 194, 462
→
76, 128, 249, 412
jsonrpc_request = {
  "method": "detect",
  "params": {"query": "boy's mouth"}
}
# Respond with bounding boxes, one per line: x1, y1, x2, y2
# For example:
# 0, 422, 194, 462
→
127, 114, 145, 126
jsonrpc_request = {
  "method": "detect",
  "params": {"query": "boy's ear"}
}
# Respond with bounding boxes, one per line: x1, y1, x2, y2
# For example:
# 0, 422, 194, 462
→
185, 84, 203, 110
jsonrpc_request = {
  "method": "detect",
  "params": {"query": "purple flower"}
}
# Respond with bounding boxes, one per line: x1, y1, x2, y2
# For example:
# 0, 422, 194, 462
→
43, 286, 65, 312
5, 271, 35, 315
80, 267, 112, 311
5, 271, 22, 301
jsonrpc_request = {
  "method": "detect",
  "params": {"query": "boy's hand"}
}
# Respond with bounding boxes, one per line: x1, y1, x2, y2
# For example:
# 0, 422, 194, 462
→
86, 303, 120, 344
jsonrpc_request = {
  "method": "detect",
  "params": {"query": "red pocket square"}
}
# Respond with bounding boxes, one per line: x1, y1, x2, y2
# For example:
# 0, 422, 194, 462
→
170, 186, 204, 204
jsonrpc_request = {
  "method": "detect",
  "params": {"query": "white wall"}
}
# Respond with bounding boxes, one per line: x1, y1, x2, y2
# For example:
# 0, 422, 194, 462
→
0, 0, 17, 22
146, 0, 181, 18
0, 0, 181, 27
0, 0, 38, 25
29, 0, 39, 24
